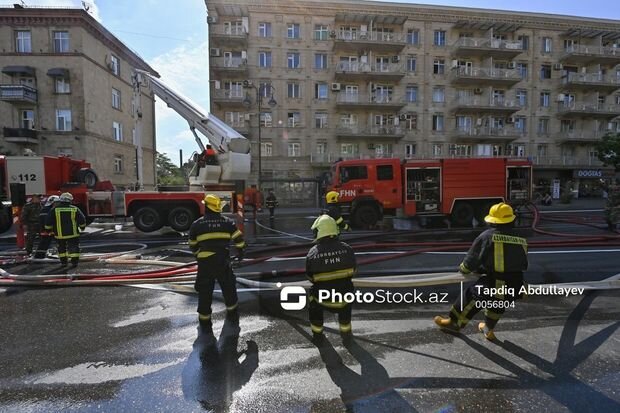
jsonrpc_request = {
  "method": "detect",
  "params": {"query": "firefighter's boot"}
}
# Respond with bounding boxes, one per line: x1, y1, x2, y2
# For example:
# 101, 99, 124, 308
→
434, 315, 460, 332
478, 322, 496, 341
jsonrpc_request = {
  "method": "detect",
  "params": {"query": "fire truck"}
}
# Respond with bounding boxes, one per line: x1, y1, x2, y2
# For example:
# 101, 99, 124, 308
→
330, 157, 532, 227
0, 71, 250, 234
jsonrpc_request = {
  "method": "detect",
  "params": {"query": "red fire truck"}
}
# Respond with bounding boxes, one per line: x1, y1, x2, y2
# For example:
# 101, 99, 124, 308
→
329, 157, 532, 227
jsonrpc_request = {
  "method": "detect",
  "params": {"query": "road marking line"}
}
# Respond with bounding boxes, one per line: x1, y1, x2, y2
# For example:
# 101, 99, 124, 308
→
426, 249, 620, 255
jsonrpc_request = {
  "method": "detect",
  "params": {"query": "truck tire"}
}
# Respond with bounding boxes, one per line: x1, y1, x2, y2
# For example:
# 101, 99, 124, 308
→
352, 204, 379, 228
451, 202, 474, 227
77, 168, 98, 189
168, 206, 196, 232
133, 207, 163, 232
0, 207, 12, 234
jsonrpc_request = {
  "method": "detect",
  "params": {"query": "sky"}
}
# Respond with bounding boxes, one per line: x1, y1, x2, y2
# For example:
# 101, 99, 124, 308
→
22, 0, 620, 166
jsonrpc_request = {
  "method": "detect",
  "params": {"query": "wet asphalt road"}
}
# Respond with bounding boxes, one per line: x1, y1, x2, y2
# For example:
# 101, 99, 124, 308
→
0, 210, 619, 412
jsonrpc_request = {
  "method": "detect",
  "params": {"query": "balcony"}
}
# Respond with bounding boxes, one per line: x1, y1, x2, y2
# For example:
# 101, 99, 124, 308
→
210, 57, 248, 75
335, 93, 406, 110
211, 89, 245, 106
209, 26, 248, 47
453, 126, 523, 142
335, 62, 405, 81
531, 156, 604, 168
2, 127, 38, 144
562, 72, 620, 92
556, 102, 620, 119
556, 130, 608, 144
333, 31, 406, 53
560, 44, 620, 65
336, 125, 404, 140
452, 97, 520, 115
450, 67, 521, 86
452, 37, 524, 59
0, 84, 37, 103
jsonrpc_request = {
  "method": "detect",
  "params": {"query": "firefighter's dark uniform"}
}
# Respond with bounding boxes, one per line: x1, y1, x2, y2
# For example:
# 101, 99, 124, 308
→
189, 207, 245, 324
45, 202, 86, 266
325, 204, 350, 232
265, 192, 277, 218
20, 199, 41, 254
306, 224, 357, 335
34, 202, 55, 258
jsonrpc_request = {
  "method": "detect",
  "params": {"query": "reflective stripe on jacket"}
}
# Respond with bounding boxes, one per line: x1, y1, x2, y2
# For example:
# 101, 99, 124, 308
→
44, 204, 86, 239
188, 210, 245, 260
459, 228, 528, 277
306, 238, 356, 284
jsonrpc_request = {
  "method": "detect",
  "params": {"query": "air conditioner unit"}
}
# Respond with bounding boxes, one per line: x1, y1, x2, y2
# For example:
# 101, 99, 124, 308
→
107, 62, 115, 71
473, 88, 483, 95
557, 93, 566, 102
507, 62, 516, 69
506, 117, 515, 124
553, 63, 563, 70
368, 143, 375, 150
451, 59, 459, 68
210, 48, 221, 57
476, 118, 483, 126
391, 55, 400, 63
399, 113, 408, 121
331, 82, 341, 91
244, 113, 251, 121
330, 30, 336, 38
359, 32, 368, 40
206, 15, 218, 24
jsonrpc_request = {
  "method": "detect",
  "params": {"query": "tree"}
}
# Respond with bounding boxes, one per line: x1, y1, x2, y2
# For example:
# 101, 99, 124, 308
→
596, 132, 620, 171
156, 152, 186, 185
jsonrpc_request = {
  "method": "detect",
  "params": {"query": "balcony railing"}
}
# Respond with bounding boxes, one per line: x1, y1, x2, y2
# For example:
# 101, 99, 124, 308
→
336, 93, 405, 106
450, 67, 521, 83
210, 26, 248, 37
453, 97, 519, 110
555, 130, 608, 143
211, 57, 248, 70
2, 127, 38, 144
531, 156, 603, 167
336, 124, 404, 137
454, 126, 524, 138
557, 102, 620, 116
561, 44, 620, 60
0, 84, 37, 103
563, 72, 620, 88
452, 37, 524, 55
335, 62, 405, 76
335, 31, 405, 44
311, 152, 398, 164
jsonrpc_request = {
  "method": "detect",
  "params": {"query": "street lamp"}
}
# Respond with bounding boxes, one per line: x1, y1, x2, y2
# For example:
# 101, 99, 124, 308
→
243, 80, 277, 192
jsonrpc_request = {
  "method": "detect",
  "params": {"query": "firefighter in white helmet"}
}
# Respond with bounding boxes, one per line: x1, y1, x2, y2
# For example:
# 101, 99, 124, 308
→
434, 202, 528, 340
34, 195, 59, 259
44, 192, 86, 267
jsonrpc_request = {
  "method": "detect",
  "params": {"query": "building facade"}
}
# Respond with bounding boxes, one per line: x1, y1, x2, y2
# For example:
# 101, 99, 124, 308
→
206, 0, 620, 202
0, 5, 159, 189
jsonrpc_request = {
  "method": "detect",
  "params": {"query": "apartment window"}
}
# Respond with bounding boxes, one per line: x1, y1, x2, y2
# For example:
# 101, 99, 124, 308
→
433, 59, 445, 74
518, 35, 529, 50
260, 112, 272, 127
316, 142, 327, 154
407, 56, 417, 72
432, 87, 445, 103
225, 81, 243, 98
314, 53, 328, 69
258, 51, 272, 67
406, 85, 418, 103
113, 156, 123, 173
450, 144, 473, 157
561, 119, 576, 132
55, 77, 70, 94
432, 114, 444, 131
288, 142, 301, 157
15, 30, 31, 53
287, 52, 301, 69
540, 64, 551, 79
258, 22, 272, 37
538, 117, 550, 134
516, 89, 528, 107
113, 122, 123, 141
225, 112, 244, 127
288, 112, 301, 127
537, 144, 548, 157
53, 31, 70, 53
287, 82, 301, 99
110, 55, 120, 76
56, 109, 72, 131
405, 144, 416, 158
58, 147, 73, 157
261, 142, 273, 157
258, 82, 271, 98
514, 117, 527, 132
287, 23, 301, 39
563, 39, 578, 51
340, 143, 359, 156
403, 113, 417, 130
314, 83, 328, 100
20, 109, 34, 129
314, 25, 329, 40
517, 63, 528, 79
433, 30, 446, 46
315, 112, 328, 128
540, 91, 550, 107
432, 144, 443, 156
542, 37, 552, 53
407, 29, 419, 45
112, 88, 121, 109
616, 94, 620, 105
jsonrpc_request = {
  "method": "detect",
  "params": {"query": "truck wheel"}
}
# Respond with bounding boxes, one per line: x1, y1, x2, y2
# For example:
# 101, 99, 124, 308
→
168, 206, 196, 232
353, 205, 379, 228
77, 168, 98, 189
133, 207, 163, 232
451, 202, 474, 227
0, 207, 12, 234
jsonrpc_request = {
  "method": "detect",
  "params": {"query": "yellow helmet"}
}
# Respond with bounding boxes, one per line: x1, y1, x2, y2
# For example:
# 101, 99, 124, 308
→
326, 191, 339, 204
311, 214, 339, 240
203, 194, 223, 212
484, 202, 516, 224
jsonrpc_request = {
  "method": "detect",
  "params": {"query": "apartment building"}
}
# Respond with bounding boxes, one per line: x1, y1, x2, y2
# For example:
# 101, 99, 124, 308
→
0, 5, 159, 189
207, 0, 620, 202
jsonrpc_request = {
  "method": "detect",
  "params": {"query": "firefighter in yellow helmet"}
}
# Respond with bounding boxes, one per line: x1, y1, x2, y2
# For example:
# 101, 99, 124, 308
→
323, 190, 350, 232
44, 192, 86, 268
189, 194, 245, 328
306, 214, 357, 342
434, 202, 528, 340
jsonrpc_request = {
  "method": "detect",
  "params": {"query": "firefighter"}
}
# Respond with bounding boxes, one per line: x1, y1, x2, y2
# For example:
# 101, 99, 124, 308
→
20, 194, 42, 255
434, 202, 528, 340
265, 189, 278, 219
189, 194, 245, 327
45, 192, 86, 267
34, 195, 59, 259
324, 191, 350, 232
306, 214, 357, 341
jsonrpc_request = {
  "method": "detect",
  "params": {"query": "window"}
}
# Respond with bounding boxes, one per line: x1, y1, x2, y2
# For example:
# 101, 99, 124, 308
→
314, 25, 328, 40
514, 117, 527, 132
518, 35, 529, 50
560, 119, 576, 133
542, 37, 552, 53
517, 63, 528, 79
616, 94, 620, 105
403, 113, 417, 130
287, 52, 301, 69
224, 81, 243, 98
407, 29, 419, 45
15, 30, 31, 53
314, 83, 328, 99
314, 53, 328, 69
340, 165, 368, 182
55, 77, 70, 94
537, 144, 548, 157
538, 118, 550, 134
540, 91, 550, 107
261, 142, 273, 157
432, 114, 444, 131
405, 144, 416, 158
258, 51, 272, 67
432, 144, 442, 156
53, 31, 70, 53
377, 165, 394, 181
316, 142, 327, 154
286, 23, 301, 39
20, 109, 34, 129
434, 30, 446, 46
288, 142, 301, 157
110, 55, 120, 76
540, 64, 551, 79
432, 87, 445, 103
516, 89, 528, 107
112, 88, 121, 109
57, 147, 73, 157
407, 56, 417, 72
260, 112, 272, 127
225, 111, 244, 127
288, 112, 301, 127
56, 109, 72, 131
258, 82, 271, 98
314, 112, 328, 128
114, 156, 123, 173
450, 144, 473, 157
406, 86, 418, 103
433, 59, 445, 74
287, 82, 301, 98
258, 22, 272, 37
113, 122, 123, 141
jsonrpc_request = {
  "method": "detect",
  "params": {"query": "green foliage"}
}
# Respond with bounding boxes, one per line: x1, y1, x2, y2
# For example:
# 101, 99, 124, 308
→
156, 152, 186, 185
596, 132, 620, 171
